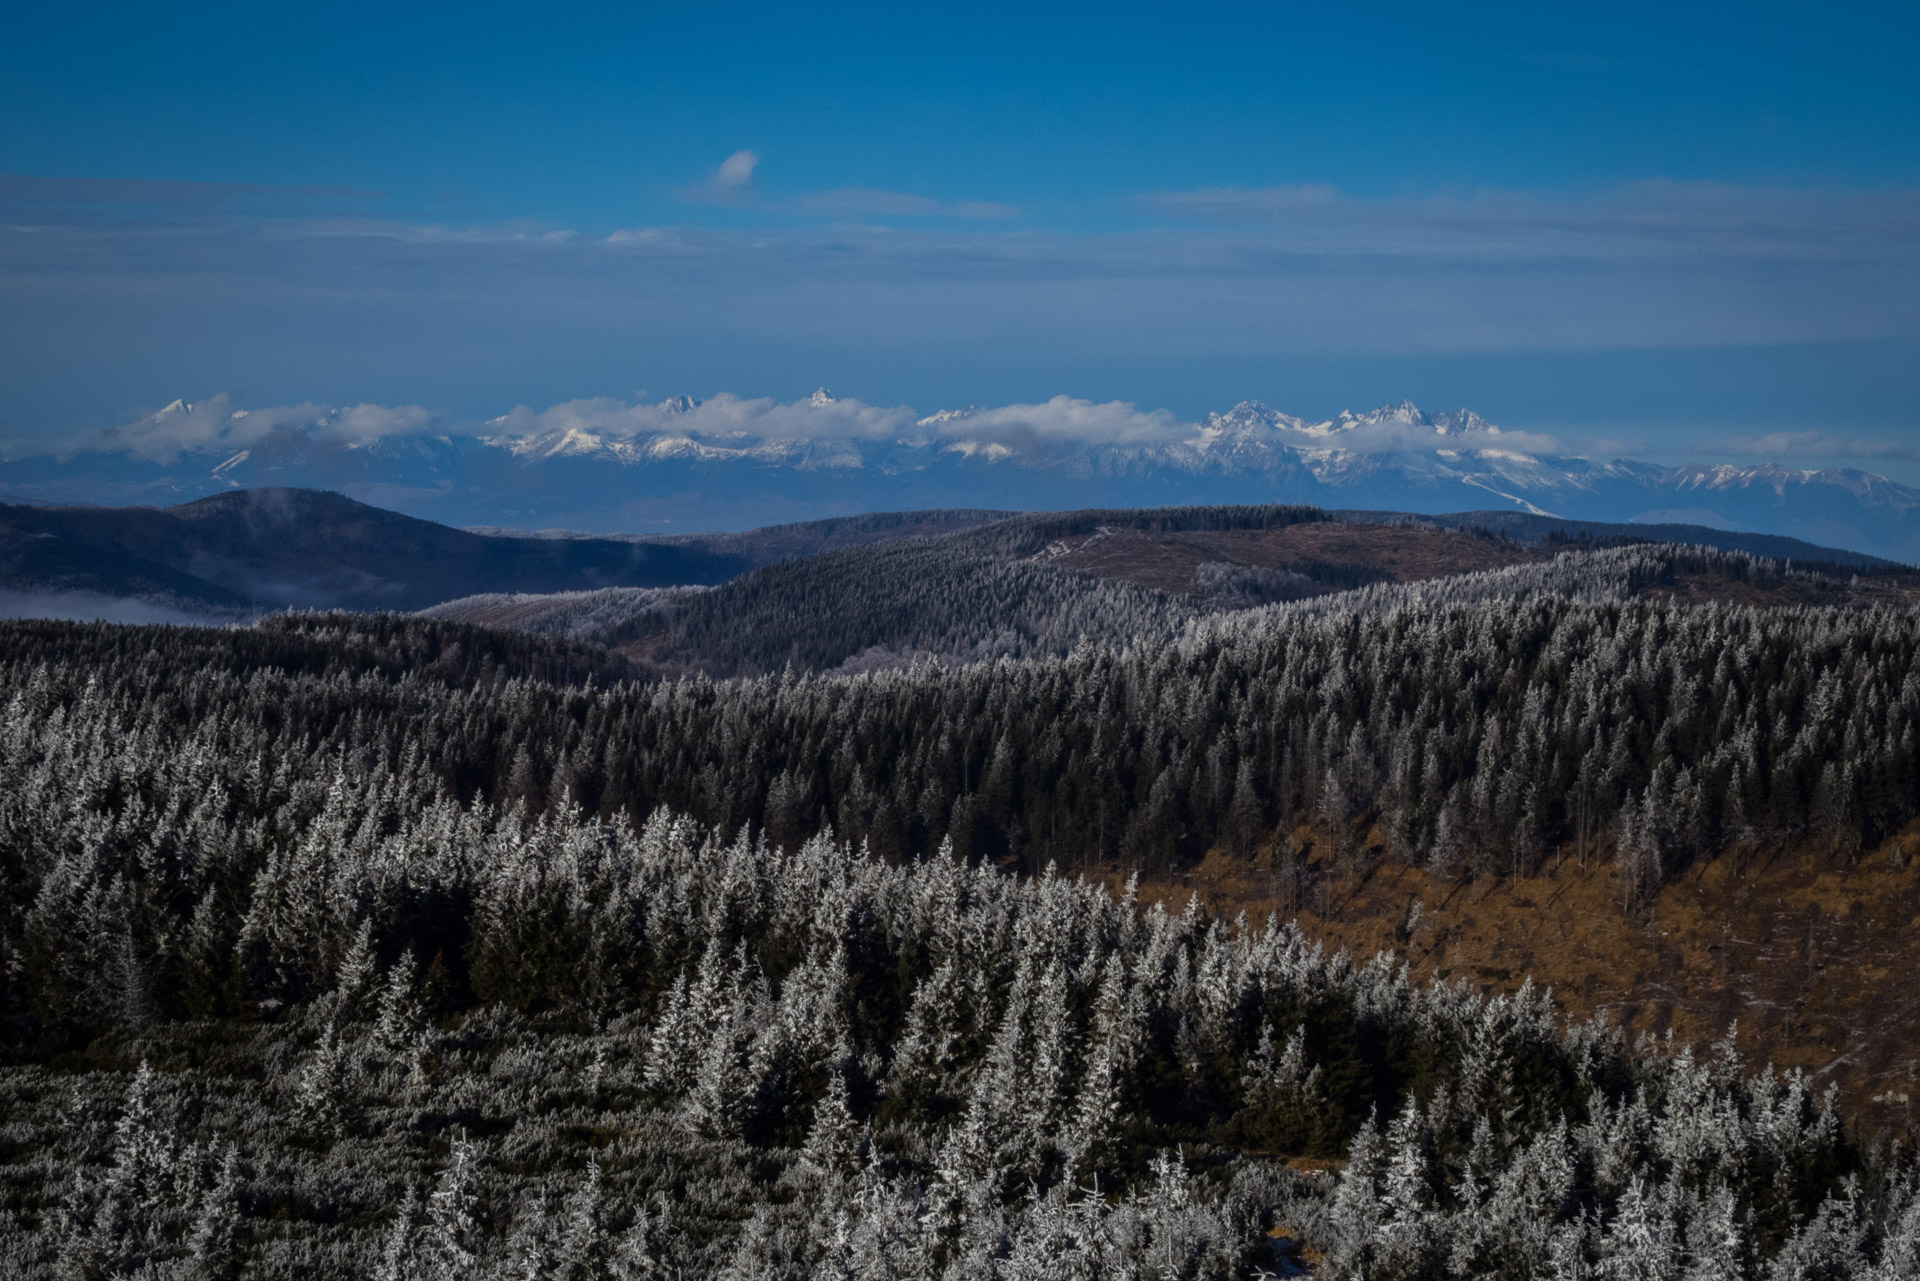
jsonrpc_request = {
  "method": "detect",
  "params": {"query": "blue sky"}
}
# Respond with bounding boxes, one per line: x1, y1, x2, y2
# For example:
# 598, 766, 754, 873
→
2, 1, 1918, 473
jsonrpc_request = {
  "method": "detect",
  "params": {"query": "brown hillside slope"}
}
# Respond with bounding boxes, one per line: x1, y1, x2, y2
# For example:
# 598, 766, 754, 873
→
1644, 567, 1920, 607
1032, 521, 1546, 595
1040, 519, 1920, 605
1125, 829, 1920, 1137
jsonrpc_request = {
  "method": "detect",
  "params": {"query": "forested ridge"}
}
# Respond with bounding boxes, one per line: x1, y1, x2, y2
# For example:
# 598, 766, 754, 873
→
429, 503, 1906, 679
3, 533, 1919, 1277
589, 505, 1331, 675
18, 543, 1900, 889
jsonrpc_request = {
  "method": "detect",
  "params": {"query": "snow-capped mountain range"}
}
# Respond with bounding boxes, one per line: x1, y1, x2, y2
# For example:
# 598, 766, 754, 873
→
4, 392, 1916, 562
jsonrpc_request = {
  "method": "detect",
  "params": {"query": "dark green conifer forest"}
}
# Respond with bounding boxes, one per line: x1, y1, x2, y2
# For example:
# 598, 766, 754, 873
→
2, 513, 1917, 1278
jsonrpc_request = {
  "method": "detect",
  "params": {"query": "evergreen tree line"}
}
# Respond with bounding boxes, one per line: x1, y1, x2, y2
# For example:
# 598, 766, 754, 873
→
642, 542, 1920, 882
2, 541, 1909, 927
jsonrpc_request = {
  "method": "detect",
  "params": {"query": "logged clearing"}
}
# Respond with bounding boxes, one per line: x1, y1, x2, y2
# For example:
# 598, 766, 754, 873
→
1128, 828, 1920, 1135
1645, 566, 1920, 607
1042, 518, 1920, 606
1034, 521, 1546, 595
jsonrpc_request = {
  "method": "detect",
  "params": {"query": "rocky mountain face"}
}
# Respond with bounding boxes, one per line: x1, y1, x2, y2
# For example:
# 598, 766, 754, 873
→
5, 395, 1916, 561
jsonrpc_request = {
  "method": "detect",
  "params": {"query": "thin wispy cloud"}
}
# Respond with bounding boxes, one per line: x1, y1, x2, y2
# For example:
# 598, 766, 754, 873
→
1149, 180, 1920, 265
675, 152, 1016, 222
0, 172, 383, 207
799, 187, 1019, 221
604, 226, 673, 245
250, 217, 584, 244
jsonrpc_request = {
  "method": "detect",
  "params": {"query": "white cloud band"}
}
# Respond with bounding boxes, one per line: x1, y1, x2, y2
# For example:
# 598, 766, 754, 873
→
92, 394, 440, 463
82, 390, 1573, 458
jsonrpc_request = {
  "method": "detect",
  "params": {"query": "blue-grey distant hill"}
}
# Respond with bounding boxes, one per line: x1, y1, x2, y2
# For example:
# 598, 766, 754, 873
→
0, 487, 1901, 623
0, 489, 749, 615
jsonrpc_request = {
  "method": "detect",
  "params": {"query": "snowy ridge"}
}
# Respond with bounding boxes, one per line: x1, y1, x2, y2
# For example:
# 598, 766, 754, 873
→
8, 391, 1919, 561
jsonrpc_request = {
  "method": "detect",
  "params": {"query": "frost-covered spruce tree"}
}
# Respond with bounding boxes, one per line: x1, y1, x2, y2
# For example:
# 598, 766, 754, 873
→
421, 1133, 479, 1280
182, 1146, 244, 1281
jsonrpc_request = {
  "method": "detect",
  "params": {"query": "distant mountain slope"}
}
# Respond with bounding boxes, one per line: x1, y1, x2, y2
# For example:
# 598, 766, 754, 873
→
417, 585, 711, 643
428, 505, 1331, 674
7, 395, 1919, 560
0, 489, 750, 613
423, 503, 1915, 679
0, 505, 259, 614
473, 507, 1016, 568
1337, 509, 1906, 570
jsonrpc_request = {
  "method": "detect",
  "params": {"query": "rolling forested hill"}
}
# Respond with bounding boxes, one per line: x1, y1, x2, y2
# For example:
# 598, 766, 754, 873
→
2, 510, 1919, 1278
0, 489, 751, 615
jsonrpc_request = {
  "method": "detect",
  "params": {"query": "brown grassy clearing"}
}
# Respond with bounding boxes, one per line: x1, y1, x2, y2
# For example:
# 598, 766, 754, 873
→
1114, 826, 1920, 1135
1033, 523, 1547, 595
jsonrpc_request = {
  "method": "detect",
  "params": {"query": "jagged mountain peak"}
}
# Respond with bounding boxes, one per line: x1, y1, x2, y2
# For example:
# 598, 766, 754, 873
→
1328, 401, 1418, 429
1218, 399, 1280, 419
1312, 400, 1500, 441
1428, 407, 1493, 436
1205, 400, 1304, 434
